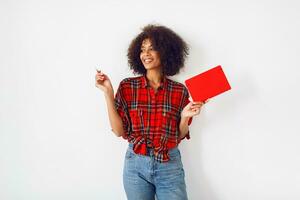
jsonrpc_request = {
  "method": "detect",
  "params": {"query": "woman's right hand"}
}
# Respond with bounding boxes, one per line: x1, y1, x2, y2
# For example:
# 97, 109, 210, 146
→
95, 70, 113, 95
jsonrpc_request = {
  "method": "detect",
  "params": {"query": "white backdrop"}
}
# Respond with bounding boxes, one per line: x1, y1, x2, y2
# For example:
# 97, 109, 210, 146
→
1, 0, 300, 199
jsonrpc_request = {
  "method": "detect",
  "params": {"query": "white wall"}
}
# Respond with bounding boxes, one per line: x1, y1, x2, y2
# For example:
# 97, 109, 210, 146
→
1, 0, 300, 199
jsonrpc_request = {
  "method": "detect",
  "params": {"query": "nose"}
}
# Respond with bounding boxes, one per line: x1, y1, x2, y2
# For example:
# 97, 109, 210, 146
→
142, 49, 150, 55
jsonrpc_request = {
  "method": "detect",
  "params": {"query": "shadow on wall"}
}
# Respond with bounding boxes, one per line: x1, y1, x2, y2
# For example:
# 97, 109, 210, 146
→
182, 64, 259, 199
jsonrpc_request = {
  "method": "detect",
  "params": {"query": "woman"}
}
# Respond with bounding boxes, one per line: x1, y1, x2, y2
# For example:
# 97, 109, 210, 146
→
95, 24, 206, 200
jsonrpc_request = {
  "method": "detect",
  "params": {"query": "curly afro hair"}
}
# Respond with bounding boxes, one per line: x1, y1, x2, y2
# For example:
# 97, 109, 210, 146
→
127, 24, 189, 76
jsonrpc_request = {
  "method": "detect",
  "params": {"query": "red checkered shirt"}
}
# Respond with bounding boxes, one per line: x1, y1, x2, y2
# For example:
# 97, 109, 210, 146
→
114, 75, 192, 162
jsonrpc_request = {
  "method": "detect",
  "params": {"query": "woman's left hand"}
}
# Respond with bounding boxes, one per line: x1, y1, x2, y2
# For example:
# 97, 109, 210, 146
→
181, 99, 209, 118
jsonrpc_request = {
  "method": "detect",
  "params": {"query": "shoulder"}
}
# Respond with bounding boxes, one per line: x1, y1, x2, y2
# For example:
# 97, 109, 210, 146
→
166, 77, 189, 93
118, 76, 144, 87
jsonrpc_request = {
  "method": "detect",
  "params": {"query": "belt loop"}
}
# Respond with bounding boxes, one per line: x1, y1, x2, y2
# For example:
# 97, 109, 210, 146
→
147, 146, 154, 157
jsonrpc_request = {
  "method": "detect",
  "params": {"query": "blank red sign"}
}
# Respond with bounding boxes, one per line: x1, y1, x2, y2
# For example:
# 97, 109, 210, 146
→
184, 65, 231, 102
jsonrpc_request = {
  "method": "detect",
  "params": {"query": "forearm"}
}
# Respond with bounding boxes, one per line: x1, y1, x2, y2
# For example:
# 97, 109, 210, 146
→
179, 116, 191, 139
104, 91, 125, 137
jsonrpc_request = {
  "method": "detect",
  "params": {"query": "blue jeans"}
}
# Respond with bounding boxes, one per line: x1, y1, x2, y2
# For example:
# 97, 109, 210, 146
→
123, 143, 188, 200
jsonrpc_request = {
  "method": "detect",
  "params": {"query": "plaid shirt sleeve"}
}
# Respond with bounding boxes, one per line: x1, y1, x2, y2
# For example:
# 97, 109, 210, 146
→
114, 81, 130, 139
180, 86, 193, 140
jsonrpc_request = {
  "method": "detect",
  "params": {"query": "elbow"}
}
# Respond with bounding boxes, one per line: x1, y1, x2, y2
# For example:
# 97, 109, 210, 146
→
111, 128, 124, 137
179, 128, 189, 140
179, 133, 185, 140
116, 133, 123, 137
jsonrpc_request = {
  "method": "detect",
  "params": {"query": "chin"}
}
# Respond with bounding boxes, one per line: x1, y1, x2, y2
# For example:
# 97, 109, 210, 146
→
144, 64, 159, 70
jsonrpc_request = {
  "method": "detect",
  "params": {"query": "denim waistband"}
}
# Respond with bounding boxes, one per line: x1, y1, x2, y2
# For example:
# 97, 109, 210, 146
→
127, 142, 179, 157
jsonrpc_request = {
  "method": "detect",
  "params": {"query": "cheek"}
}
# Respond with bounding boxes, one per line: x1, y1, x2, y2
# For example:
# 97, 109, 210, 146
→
139, 53, 143, 61
153, 53, 161, 63
156, 57, 161, 65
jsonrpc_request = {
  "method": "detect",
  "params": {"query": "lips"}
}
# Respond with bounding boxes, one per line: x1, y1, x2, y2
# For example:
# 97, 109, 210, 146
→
143, 58, 153, 64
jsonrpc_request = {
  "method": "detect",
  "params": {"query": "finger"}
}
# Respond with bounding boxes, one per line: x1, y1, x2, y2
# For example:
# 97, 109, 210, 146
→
192, 108, 200, 114
191, 101, 203, 105
186, 102, 193, 107
100, 75, 106, 80
191, 102, 204, 106
96, 74, 105, 78
96, 70, 104, 75
96, 76, 105, 81
191, 105, 202, 109
191, 103, 202, 107
193, 108, 201, 114
204, 99, 210, 103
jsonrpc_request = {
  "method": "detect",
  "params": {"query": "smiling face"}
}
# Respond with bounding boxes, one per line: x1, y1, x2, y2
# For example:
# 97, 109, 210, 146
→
140, 38, 161, 72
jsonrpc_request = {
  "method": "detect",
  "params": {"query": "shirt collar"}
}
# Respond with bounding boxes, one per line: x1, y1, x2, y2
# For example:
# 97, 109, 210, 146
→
141, 74, 168, 89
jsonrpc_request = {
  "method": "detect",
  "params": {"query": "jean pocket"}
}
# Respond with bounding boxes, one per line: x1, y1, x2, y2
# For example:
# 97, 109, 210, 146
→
125, 149, 135, 160
168, 148, 181, 161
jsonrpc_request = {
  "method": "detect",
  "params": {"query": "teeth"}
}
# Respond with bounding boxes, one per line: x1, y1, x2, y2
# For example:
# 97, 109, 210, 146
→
144, 59, 153, 63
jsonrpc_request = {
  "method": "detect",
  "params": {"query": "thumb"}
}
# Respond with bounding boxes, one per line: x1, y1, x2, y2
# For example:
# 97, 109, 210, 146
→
184, 101, 193, 109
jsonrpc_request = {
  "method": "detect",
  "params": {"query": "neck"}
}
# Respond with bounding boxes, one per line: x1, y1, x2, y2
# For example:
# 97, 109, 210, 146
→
146, 69, 163, 84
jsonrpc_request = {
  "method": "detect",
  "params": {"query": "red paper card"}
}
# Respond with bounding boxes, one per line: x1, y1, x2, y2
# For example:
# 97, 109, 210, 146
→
184, 65, 231, 102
